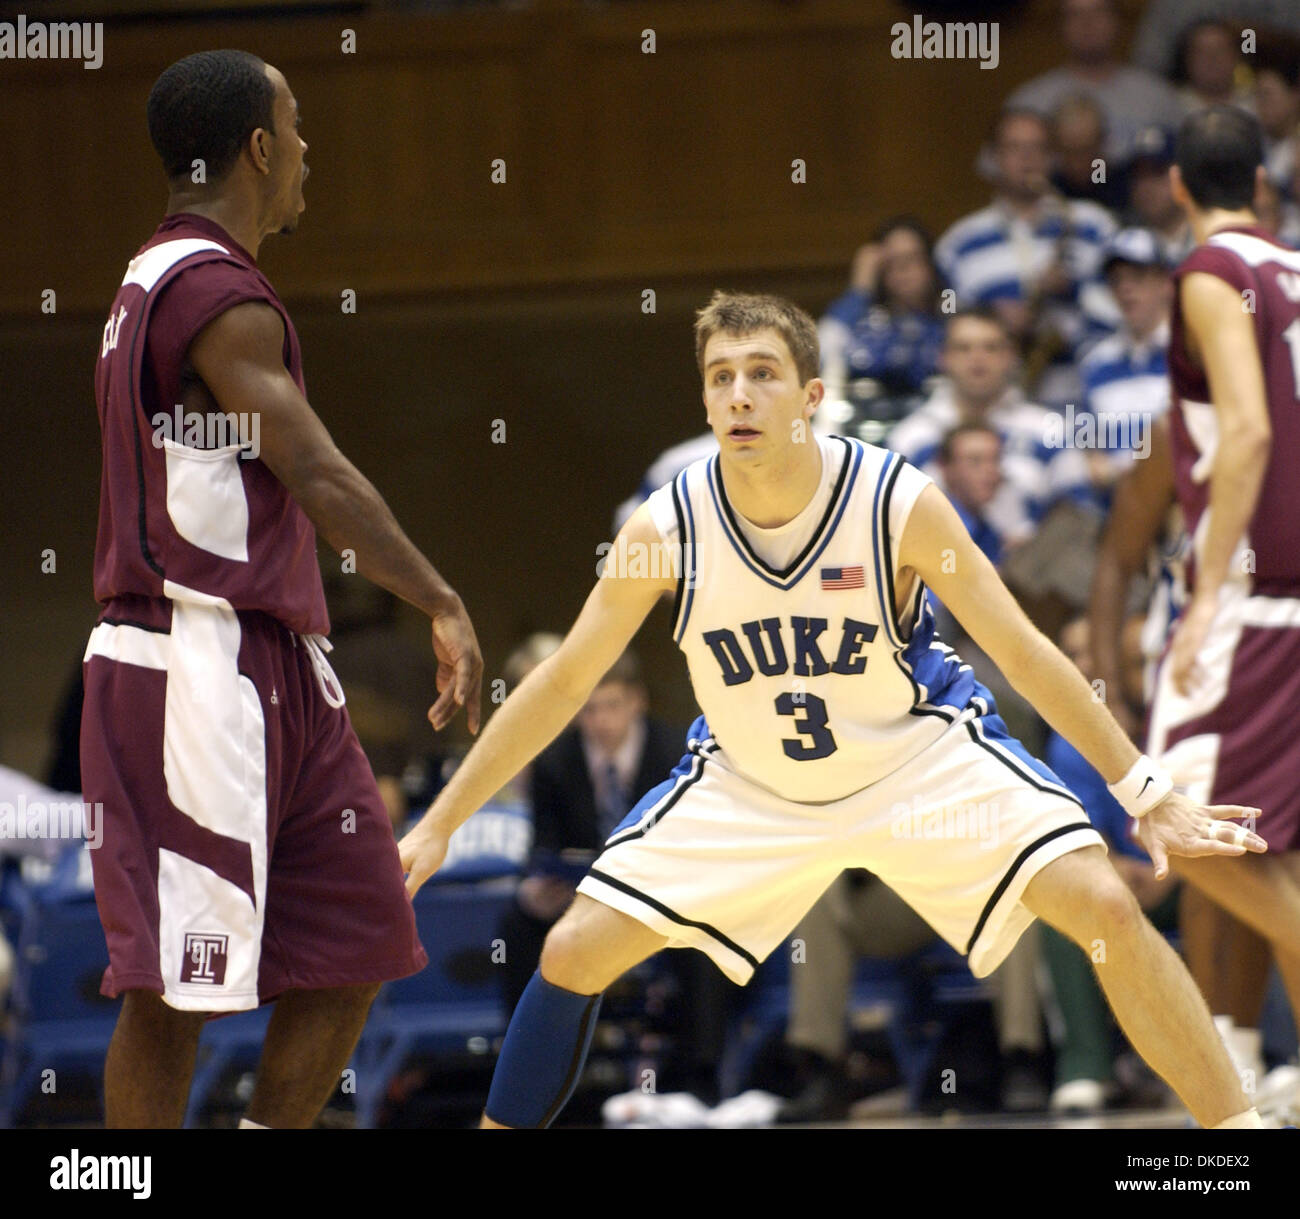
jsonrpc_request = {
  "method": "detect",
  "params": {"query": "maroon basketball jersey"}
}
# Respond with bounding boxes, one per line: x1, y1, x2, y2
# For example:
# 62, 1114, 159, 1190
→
1168, 225, 1300, 595
92, 213, 328, 634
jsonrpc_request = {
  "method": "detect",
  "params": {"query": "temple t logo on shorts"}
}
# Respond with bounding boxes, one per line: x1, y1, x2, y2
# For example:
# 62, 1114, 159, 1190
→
181, 932, 229, 984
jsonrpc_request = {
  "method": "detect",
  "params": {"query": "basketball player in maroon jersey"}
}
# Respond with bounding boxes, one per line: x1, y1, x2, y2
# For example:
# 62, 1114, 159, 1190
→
1145, 105, 1300, 1081
82, 50, 482, 1128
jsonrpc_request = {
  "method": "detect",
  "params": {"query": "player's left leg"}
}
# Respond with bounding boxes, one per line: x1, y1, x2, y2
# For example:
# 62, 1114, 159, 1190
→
243, 983, 380, 1128
1021, 844, 1254, 1128
481, 894, 668, 1129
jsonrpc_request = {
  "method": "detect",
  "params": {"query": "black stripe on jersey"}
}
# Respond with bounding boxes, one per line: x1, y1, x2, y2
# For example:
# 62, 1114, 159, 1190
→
669, 474, 690, 641
713, 435, 852, 581
125, 303, 166, 580
965, 822, 1096, 956
877, 455, 905, 646
894, 572, 957, 721
584, 868, 761, 972
894, 649, 958, 723
99, 615, 171, 635
603, 747, 708, 848
964, 720, 1085, 809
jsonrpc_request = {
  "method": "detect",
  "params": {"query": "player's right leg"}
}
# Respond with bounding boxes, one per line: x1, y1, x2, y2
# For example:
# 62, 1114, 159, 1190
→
1169, 852, 1300, 1021
104, 991, 207, 1127
480, 894, 666, 1129
1022, 845, 1253, 1128
1148, 606, 1300, 1019
82, 597, 274, 1127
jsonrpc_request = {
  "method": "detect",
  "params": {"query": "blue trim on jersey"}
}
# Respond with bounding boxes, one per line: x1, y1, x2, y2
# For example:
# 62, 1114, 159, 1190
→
966, 714, 1084, 809
672, 470, 698, 644
605, 715, 714, 845
705, 439, 863, 591
870, 450, 904, 648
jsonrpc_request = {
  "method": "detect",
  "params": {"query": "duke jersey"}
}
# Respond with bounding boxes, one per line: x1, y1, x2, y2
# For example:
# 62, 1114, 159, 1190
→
645, 434, 984, 804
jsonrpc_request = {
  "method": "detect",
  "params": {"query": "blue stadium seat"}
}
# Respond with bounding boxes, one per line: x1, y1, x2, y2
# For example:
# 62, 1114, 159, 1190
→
352, 877, 517, 1128
0, 890, 120, 1127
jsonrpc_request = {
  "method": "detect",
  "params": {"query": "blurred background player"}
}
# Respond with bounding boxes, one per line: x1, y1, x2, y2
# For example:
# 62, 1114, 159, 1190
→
1142, 105, 1300, 1119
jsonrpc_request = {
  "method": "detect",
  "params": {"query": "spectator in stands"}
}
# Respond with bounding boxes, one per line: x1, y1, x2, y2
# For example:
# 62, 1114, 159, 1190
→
1005, 0, 1184, 167
1040, 617, 1179, 1114
1254, 41, 1300, 196
926, 422, 1003, 640
1133, 1, 1300, 79
1123, 127, 1194, 265
1050, 95, 1127, 211
1258, 137, 1300, 247
889, 308, 1091, 552
935, 108, 1117, 407
930, 414, 1053, 786
818, 218, 945, 434
1253, 166, 1300, 249
937, 422, 1004, 565
1173, 19, 1252, 115
1078, 228, 1172, 495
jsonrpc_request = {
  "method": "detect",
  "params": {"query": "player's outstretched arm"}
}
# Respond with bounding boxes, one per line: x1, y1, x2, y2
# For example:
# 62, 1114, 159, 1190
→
1167, 272, 1271, 695
189, 301, 482, 732
398, 505, 677, 896
1086, 414, 1173, 737
900, 484, 1265, 877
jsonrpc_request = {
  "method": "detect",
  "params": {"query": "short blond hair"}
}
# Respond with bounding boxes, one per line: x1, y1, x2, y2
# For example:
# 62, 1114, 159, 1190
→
693, 291, 820, 386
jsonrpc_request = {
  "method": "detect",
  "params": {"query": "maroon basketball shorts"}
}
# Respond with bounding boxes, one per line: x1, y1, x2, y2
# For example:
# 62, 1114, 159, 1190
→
1147, 581, 1300, 852
80, 594, 427, 1011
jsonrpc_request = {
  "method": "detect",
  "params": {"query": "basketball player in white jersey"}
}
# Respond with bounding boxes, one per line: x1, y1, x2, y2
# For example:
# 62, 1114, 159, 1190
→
402, 292, 1266, 1129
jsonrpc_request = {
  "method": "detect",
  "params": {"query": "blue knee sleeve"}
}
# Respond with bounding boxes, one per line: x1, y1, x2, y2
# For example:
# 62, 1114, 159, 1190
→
485, 971, 603, 1128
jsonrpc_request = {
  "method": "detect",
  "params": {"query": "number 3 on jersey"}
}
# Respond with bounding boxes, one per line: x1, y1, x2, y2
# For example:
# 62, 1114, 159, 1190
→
775, 692, 838, 760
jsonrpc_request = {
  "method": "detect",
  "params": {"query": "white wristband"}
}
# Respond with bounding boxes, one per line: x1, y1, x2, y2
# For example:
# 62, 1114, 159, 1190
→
1108, 755, 1174, 819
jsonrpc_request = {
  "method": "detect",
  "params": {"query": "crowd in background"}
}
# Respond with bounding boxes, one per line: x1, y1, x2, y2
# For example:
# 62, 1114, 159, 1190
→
5, 0, 1300, 1128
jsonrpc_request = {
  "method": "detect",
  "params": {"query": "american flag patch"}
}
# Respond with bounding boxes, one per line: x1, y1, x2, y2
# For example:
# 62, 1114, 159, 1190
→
820, 565, 865, 590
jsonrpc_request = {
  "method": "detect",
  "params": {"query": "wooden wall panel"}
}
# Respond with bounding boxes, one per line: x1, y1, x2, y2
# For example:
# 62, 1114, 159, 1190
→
0, 1, 1072, 315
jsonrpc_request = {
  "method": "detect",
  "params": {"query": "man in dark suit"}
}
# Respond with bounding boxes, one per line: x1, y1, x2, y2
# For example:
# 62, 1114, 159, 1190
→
499, 650, 736, 1101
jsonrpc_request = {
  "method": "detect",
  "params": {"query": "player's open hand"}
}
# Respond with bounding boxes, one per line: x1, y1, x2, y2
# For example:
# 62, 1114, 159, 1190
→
1167, 593, 1217, 697
1132, 789, 1266, 880
399, 819, 451, 899
428, 596, 483, 734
